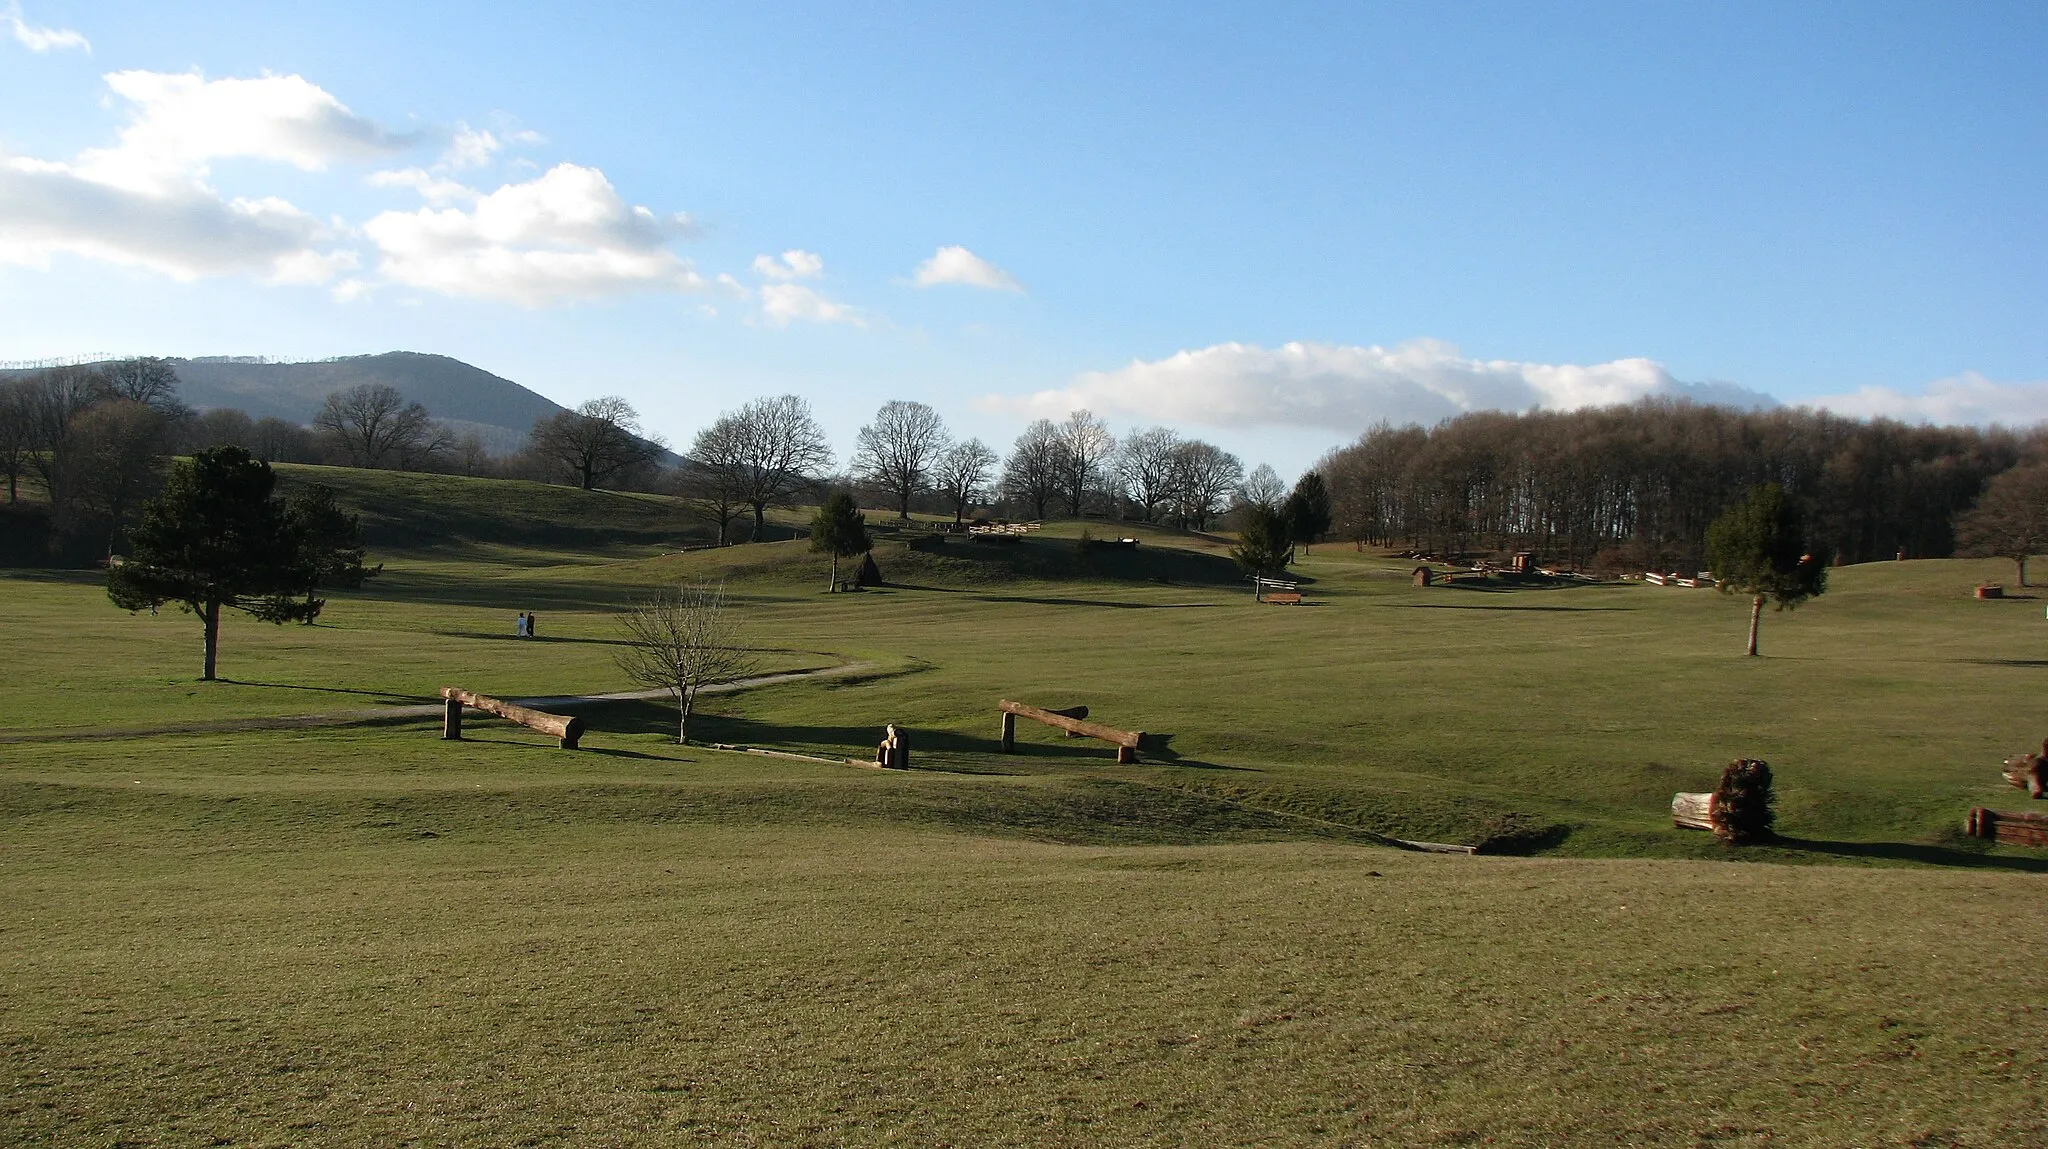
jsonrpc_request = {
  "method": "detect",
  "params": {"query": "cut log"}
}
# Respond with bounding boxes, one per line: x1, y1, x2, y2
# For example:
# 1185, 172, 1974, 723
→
1672, 791, 1715, 831
441, 687, 583, 749
1965, 807, 2048, 848
1000, 699, 1143, 762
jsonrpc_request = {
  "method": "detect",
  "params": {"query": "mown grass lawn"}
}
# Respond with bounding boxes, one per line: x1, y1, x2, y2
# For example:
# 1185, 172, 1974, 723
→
5, 489, 2046, 1144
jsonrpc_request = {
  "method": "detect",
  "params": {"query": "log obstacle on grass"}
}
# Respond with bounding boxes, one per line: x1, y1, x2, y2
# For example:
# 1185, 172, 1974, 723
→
1671, 791, 1715, 831
441, 687, 584, 749
1965, 807, 2048, 848
999, 699, 1144, 763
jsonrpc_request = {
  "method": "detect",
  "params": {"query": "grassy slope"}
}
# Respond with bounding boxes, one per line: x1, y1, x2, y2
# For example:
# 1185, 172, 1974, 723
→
5, 473, 2047, 1144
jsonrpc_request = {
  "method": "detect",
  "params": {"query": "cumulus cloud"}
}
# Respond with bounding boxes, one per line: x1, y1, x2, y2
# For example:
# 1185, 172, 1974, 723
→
361, 162, 705, 306
75, 70, 417, 193
0, 158, 340, 282
752, 249, 823, 280
6, 3, 88, 52
0, 69, 401, 284
912, 244, 1021, 291
988, 339, 1776, 429
1807, 372, 2048, 426
759, 283, 864, 327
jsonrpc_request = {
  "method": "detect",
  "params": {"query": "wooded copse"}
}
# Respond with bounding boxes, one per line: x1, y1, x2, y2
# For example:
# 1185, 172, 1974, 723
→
1315, 401, 2036, 570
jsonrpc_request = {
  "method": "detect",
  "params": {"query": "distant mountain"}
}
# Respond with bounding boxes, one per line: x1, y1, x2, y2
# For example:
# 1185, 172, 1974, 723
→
168, 352, 566, 455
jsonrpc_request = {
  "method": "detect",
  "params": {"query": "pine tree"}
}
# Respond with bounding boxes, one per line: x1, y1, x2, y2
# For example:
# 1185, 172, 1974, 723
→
106, 447, 313, 680
1285, 471, 1333, 553
809, 491, 873, 592
1705, 483, 1829, 656
1231, 503, 1294, 578
284, 484, 379, 623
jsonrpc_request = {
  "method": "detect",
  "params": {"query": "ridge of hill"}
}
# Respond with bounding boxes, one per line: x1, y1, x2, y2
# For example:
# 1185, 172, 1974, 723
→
2, 352, 569, 455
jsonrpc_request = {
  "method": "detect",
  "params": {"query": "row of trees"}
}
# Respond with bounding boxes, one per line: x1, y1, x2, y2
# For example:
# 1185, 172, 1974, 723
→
1315, 402, 2039, 571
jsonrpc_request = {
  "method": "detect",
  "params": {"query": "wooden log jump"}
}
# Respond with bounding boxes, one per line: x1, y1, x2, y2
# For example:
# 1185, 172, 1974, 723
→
999, 699, 1143, 763
1966, 807, 2048, 848
441, 687, 584, 749
1671, 791, 1715, 830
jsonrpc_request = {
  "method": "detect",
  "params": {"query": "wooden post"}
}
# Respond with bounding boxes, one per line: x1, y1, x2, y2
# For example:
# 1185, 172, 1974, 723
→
443, 696, 463, 740
1000, 710, 1015, 753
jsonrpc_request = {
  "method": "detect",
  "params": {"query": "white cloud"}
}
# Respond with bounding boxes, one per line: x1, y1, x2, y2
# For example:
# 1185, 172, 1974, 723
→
752, 249, 823, 279
368, 166, 478, 203
988, 339, 1776, 429
361, 162, 704, 306
75, 70, 417, 193
7, 3, 88, 52
759, 283, 864, 327
912, 244, 1020, 292
0, 157, 341, 282
1807, 372, 2048, 426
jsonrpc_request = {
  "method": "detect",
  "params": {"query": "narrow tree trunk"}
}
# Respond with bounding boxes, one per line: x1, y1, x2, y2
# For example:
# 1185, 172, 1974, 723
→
2020, 555, 2029, 587
828, 552, 839, 592
678, 687, 691, 745
1745, 594, 1764, 657
202, 599, 220, 681
751, 503, 767, 542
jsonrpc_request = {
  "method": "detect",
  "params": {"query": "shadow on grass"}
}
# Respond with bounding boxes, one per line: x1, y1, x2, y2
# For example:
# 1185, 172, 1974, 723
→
1961, 658, 2048, 668
215, 679, 437, 704
1772, 835, 2048, 873
434, 630, 635, 648
1388, 602, 1637, 612
968, 595, 1222, 610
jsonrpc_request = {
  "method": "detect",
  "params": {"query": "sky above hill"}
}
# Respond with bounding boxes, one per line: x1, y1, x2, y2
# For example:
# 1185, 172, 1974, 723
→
3, 2, 2046, 476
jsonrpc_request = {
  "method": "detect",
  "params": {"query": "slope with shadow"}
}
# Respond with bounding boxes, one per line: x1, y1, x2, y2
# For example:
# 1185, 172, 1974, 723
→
273, 463, 709, 553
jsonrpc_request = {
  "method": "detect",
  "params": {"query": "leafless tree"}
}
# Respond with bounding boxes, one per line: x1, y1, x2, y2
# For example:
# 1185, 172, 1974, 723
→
1958, 461, 2048, 585
851, 400, 950, 519
100, 357, 188, 416
1237, 463, 1286, 510
672, 457, 749, 545
614, 582, 761, 744
528, 396, 664, 490
688, 395, 832, 541
250, 417, 317, 463
20, 366, 112, 510
184, 407, 255, 453
1057, 409, 1116, 516
1116, 426, 1181, 521
314, 383, 447, 469
1001, 418, 1064, 520
1164, 440, 1243, 530
0, 380, 32, 502
51, 398, 171, 557
933, 438, 998, 523
455, 432, 491, 476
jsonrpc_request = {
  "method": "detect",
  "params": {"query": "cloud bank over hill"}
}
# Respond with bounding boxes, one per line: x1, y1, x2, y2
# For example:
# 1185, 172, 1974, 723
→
989, 339, 1778, 429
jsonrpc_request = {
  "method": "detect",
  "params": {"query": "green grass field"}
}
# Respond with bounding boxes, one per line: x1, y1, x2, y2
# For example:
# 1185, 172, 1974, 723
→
4, 472, 2045, 1144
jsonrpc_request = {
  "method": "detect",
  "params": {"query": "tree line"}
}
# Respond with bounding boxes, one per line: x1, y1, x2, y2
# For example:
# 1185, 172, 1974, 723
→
1314, 401, 2043, 570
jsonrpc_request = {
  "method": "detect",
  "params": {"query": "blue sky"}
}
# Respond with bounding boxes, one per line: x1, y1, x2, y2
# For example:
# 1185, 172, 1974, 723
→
3, 2, 2045, 475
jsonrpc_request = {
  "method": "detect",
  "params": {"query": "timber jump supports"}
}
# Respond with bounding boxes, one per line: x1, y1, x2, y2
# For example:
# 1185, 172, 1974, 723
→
1000, 699, 1144, 764
1966, 807, 2048, 848
441, 687, 584, 749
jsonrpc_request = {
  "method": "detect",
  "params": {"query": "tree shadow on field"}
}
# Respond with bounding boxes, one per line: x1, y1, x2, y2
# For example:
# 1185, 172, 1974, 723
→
968, 595, 1222, 610
435, 631, 634, 648
1388, 603, 1636, 613
1961, 658, 2048, 668
1772, 835, 2048, 873
215, 679, 436, 704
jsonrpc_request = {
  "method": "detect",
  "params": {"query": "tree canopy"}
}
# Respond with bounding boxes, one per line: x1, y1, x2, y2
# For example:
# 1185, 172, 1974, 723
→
107, 447, 318, 680
1704, 482, 1829, 656
809, 490, 873, 592
1955, 461, 2048, 586
528, 396, 663, 491
1231, 502, 1294, 578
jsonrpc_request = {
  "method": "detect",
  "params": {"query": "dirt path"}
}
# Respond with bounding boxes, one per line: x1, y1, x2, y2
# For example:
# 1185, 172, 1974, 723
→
0, 661, 882, 745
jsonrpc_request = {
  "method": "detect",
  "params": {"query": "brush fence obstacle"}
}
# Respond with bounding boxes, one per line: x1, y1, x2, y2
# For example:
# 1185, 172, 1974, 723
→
1000, 699, 1144, 764
442, 687, 584, 749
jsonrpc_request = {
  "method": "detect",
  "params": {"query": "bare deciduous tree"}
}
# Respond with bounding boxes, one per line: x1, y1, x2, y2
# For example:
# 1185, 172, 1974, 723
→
1164, 440, 1243, 530
1236, 463, 1286, 511
614, 582, 761, 744
314, 383, 448, 469
100, 357, 187, 416
851, 400, 950, 519
933, 438, 998, 523
1057, 409, 1116, 516
1001, 418, 1064, 520
57, 398, 171, 557
0, 380, 31, 502
688, 395, 832, 542
1957, 461, 2048, 586
1116, 426, 1181, 521
528, 396, 664, 490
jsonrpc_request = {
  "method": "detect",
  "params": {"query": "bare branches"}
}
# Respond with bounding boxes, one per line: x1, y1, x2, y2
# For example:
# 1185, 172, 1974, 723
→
529, 395, 663, 490
614, 582, 761, 744
688, 395, 832, 541
313, 383, 451, 470
852, 400, 950, 519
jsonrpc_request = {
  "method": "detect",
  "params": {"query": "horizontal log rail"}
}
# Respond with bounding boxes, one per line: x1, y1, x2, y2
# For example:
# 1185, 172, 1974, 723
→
1000, 699, 1143, 763
442, 687, 584, 749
